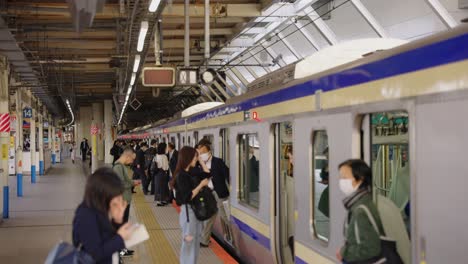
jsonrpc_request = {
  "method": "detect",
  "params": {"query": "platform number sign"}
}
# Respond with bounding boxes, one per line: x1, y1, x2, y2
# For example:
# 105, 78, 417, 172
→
23, 107, 32, 118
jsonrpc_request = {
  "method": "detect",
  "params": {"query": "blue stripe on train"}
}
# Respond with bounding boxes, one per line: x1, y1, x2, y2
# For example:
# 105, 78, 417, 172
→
295, 256, 308, 264
230, 215, 271, 251
156, 32, 468, 131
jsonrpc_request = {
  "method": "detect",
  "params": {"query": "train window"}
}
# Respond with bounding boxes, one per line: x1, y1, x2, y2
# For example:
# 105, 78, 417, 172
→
194, 131, 199, 145
220, 129, 230, 166
188, 136, 191, 146
170, 136, 175, 144
177, 133, 181, 149
362, 111, 411, 263
202, 134, 215, 153
238, 133, 260, 208
312, 130, 329, 242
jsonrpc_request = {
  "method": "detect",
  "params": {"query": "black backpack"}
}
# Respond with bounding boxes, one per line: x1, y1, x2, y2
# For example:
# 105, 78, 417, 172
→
190, 187, 218, 221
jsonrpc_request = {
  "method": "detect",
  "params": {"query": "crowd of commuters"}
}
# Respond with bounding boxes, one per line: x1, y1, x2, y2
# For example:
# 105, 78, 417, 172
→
71, 136, 390, 264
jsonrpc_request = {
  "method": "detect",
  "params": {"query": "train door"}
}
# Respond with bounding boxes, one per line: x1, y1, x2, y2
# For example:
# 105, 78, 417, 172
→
274, 121, 294, 264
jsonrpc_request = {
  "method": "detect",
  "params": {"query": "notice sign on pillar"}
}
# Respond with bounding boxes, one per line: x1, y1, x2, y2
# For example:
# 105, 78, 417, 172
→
0, 113, 10, 133
2, 144, 7, 160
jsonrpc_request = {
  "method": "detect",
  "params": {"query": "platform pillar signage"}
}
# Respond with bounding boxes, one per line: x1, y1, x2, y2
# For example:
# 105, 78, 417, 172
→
38, 114, 44, 175
0, 55, 9, 220
28, 108, 36, 183
15, 92, 23, 197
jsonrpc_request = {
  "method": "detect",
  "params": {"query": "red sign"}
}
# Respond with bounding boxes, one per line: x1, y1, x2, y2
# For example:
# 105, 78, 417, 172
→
0, 113, 10, 132
91, 125, 98, 135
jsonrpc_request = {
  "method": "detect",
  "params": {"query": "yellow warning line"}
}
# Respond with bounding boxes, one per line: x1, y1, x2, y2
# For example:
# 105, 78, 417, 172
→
133, 191, 179, 264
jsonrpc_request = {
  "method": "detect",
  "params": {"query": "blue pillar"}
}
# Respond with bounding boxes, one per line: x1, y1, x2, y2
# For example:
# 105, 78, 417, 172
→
3, 186, 8, 218
31, 165, 36, 183
17, 173, 22, 197
39, 161, 44, 175
51, 153, 56, 165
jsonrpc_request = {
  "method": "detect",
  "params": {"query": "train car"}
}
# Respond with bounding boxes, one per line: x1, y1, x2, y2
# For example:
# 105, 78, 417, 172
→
121, 25, 468, 264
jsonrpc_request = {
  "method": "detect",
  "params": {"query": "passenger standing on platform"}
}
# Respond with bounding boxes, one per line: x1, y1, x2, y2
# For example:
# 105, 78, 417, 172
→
135, 142, 148, 192
197, 139, 230, 248
172, 147, 210, 264
80, 138, 90, 162
153, 142, 170, 206
73, 168, 136, 264
167, 142, 178, 177
110, 140, 122, 165
336, 159, 384, 264
143, 140, 157, 195
113, 147, 140, 257
70, 142, 76, 164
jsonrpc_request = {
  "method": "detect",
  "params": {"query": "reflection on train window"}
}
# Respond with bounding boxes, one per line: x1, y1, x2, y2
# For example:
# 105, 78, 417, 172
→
188, 136, 191, 146
202, 134, 215, 153
363, 111, 411, 263
170, 136, 175, 145
220, 129, 230, 167
312, 130, 329, 242
238, 133, 260, 208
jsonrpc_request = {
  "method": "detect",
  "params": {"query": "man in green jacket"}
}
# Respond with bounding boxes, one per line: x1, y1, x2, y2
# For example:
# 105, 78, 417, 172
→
113, 147, 140, 257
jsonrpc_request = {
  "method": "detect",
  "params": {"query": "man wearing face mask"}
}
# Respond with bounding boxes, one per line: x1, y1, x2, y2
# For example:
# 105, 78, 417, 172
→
336, 159, 386, 264
196, 139, 230, 248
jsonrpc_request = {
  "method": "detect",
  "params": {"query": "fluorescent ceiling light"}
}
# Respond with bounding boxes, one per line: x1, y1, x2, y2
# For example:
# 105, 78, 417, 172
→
137, 21, 149, 52
130, 73, 137, 85
149, 0, 161, 12
133, 55, 141, 73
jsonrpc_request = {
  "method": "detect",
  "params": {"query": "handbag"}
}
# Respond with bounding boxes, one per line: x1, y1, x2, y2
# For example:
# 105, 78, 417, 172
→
190, 186, 218, 221
357, 205, 404, 264
44, 241, 95, 264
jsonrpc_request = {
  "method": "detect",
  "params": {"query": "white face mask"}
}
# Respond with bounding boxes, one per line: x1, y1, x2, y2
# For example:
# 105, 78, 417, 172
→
339, 179, 358, 196
200, 152, 210, 162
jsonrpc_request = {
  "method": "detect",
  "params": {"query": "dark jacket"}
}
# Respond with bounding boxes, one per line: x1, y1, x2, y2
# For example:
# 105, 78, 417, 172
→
80, 141, 89, 153
168, 150, 178, 175
208, 156, 230, 199
341, 189, 384, 263
72, 202, 125, 264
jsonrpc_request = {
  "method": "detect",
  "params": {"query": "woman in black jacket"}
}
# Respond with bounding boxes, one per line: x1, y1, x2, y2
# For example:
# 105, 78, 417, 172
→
73, 168, 136, 264
171, 147, 209, 264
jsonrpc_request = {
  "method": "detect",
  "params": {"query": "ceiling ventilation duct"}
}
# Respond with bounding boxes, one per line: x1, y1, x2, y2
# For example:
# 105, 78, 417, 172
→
67, 0, 107, 32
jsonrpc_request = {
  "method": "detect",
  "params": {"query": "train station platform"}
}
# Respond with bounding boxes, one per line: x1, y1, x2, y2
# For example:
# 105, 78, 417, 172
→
0, 158, 237, 264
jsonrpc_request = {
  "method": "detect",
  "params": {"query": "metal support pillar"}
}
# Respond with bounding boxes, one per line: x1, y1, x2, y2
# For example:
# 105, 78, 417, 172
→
30, 108, 36, 183
38, 113, 44, 175
0, 55, 9, 219
104, 100, 113, 164
51, 126, 56, 165
184, 0, 190, 67
204, 0, 210, 66
92, 103, 104, 161
91, 121, 98, 173
15, 92, 23, 197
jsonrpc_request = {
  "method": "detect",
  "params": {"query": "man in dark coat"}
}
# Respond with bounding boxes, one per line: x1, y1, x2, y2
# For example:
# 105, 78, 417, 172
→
80, 138, 90, 162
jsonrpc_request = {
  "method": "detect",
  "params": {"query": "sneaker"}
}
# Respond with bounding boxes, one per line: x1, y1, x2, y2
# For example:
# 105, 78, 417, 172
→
200, 242, 210, 248
156, 202, 166, 207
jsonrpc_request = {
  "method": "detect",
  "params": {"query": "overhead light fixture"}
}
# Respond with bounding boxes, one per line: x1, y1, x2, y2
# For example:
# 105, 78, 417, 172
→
133, 55, 141, 73
130, 73, 137, 85
137, 21, 149, 52
149, 0, 161, 12
65, 99, 74, 126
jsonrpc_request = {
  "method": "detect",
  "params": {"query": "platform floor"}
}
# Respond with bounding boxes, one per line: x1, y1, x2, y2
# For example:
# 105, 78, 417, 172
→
0, 158, 237, 264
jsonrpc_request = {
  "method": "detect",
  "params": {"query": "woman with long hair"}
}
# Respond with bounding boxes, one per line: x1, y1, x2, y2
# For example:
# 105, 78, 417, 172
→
172, 147, 209, 264
153, 142, 170, 206
73, 167, 136, 264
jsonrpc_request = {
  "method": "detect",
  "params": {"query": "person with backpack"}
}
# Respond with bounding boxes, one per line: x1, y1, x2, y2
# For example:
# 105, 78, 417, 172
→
336, 159, 386, 264
72, 168, 136, 264
171, 146, 210, 264
135, 142, 148, 193
196, 139, 230, 248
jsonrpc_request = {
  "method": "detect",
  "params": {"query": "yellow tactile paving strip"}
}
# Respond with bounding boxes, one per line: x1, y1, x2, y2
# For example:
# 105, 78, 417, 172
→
133, 191, 179, 264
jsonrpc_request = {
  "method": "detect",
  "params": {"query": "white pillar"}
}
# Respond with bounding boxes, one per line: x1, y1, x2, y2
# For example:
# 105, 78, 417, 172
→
92, 103, 104, 161
47, 114, 51, 150
30, 108, 36, 183
38, 113, 44, 175
15, 91, 23, 197
104, 100, 113, 164
0, 55, 9, 219
91, 120, 98, 173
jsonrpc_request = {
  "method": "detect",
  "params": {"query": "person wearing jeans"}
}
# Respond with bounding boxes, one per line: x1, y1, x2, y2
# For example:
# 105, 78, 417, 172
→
172, 146, 210, 264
